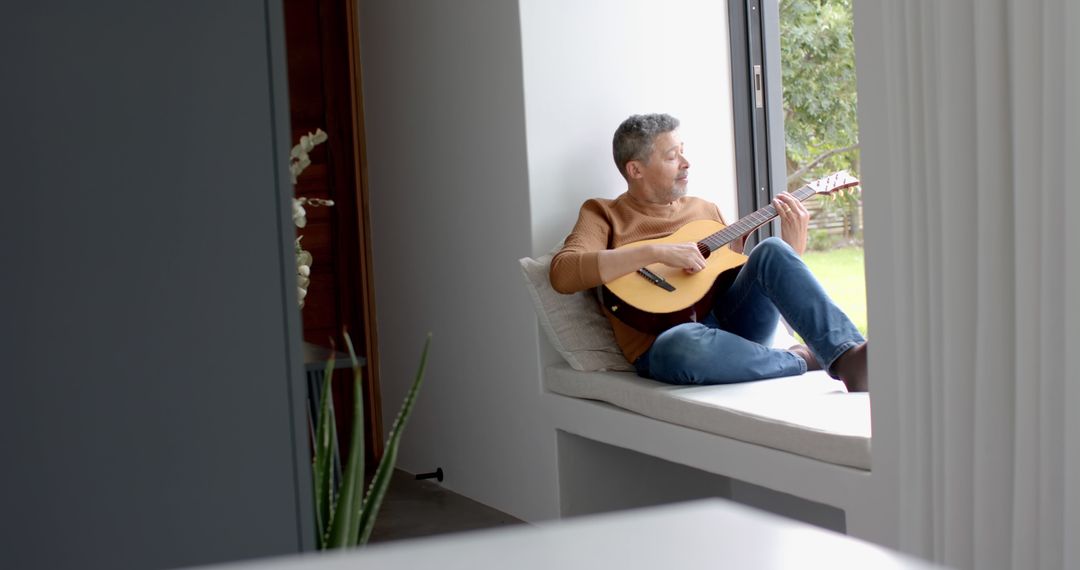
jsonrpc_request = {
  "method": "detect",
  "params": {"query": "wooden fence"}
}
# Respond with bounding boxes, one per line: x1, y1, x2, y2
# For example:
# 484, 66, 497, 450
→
805, 196, 863, 239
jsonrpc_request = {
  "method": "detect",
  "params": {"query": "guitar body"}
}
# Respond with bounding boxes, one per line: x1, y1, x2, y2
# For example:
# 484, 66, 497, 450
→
599, 219, 748, 334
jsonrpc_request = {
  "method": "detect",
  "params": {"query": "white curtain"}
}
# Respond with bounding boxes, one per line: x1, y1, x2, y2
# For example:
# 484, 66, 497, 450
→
854, 0, 1080, 568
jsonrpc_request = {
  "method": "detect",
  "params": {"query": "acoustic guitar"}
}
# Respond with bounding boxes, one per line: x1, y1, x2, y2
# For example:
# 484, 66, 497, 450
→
598, 171, 860, 334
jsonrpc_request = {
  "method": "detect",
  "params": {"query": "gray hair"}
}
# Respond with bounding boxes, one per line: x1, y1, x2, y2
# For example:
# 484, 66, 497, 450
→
612, 113, 680, 180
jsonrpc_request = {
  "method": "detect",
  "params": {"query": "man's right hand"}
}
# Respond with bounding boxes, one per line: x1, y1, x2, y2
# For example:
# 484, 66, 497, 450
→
652, 243, 707, 274
597, 242, 707, 283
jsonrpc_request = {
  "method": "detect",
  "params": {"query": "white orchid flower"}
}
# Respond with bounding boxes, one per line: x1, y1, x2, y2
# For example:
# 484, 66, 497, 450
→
289, 130, 323, 182
297, 250, 312, 267
302, 129, 328, 150
291, 128, 328, 158
292, 199, 307, 228
290, 155, 312, 182
289, 129, 329, 309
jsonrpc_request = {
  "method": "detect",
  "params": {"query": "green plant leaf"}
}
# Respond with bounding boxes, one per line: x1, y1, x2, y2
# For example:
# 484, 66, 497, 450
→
355, 333, 431, 546
343, 332, 367, 546
326, 331, 367, 548
312, 349, 337, 549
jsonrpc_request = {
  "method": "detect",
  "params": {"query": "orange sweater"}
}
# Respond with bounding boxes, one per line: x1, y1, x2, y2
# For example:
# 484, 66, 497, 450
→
549, 193, 726, 363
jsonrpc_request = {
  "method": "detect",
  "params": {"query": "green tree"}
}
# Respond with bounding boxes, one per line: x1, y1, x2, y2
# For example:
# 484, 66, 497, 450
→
781, 0, 861, 239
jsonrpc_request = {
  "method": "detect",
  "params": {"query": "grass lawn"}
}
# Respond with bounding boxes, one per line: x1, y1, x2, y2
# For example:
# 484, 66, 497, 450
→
802, 246, 868, 336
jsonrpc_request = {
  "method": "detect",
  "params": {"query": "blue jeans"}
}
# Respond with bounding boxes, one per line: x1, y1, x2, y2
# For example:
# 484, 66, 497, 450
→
634, 237, 865, 385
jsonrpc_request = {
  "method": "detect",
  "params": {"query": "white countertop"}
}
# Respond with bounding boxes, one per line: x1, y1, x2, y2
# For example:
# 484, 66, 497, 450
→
194, 499, 943, 570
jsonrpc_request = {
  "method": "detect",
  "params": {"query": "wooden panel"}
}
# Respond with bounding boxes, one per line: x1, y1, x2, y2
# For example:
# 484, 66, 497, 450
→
300, 269, 340, 333
284, 0, 382, 469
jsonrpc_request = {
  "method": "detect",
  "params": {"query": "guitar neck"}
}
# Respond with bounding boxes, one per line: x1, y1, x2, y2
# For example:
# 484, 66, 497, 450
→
700, 185, 817, 251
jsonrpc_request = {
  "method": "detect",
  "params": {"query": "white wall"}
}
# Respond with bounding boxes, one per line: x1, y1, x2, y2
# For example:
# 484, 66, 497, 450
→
358, 0, 558, 521
359, 0, 739, 523
521, 0, 738, 255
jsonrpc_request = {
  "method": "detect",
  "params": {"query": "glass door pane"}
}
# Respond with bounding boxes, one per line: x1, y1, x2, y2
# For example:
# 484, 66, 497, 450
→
780, 0, 866, 335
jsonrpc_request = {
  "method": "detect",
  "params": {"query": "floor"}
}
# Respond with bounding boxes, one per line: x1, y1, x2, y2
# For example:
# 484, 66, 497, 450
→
367, 469, 526, 544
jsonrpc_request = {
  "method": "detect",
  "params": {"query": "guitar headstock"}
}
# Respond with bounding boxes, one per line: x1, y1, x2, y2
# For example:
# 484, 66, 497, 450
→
806, 171, 860, 196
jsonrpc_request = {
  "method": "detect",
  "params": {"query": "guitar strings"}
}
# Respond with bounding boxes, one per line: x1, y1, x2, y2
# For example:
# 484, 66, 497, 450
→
698, 185, 818, 252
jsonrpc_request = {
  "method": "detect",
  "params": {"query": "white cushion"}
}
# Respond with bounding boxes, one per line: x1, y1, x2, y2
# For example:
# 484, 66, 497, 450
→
518, 252, 634, 372
544, 363, 872, 470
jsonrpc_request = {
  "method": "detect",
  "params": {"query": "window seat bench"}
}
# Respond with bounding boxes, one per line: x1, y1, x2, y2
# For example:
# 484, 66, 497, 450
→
542, 362, 876, 535
545, 363, 871, 470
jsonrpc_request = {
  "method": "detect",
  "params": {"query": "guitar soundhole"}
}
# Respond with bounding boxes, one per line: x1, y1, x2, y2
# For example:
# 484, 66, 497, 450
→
696, 242, 711, 259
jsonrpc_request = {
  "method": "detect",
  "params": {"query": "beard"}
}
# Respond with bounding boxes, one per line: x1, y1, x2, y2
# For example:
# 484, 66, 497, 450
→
661, 178, 688, 201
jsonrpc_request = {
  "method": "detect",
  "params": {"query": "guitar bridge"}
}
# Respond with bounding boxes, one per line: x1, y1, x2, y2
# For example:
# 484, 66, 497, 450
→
637, 268, 676, 292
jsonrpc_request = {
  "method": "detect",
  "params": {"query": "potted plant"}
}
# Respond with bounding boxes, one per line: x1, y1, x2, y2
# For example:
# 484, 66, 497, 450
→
288, 129, 431, 548
311, 332, 430, 548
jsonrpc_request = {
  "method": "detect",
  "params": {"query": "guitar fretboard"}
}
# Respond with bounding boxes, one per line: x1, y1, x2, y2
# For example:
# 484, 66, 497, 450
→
699, 185, 817, 251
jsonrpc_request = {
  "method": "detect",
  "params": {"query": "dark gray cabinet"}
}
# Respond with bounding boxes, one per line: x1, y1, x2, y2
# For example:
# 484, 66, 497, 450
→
1, 2, 313, 568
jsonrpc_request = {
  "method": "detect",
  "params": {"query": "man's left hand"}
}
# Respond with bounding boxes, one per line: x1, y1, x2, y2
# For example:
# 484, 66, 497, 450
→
774, 193, 809, 256
729, 232, 750, 255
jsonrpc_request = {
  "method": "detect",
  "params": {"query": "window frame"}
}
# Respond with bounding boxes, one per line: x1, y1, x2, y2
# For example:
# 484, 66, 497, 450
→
728, 0, 785, 246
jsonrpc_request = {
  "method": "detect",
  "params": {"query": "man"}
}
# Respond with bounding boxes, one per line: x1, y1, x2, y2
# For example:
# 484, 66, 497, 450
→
549, 113, 868, 391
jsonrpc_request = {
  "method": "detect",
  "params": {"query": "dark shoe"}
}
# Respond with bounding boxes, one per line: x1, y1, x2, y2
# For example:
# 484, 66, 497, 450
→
832, 342, 868, 392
